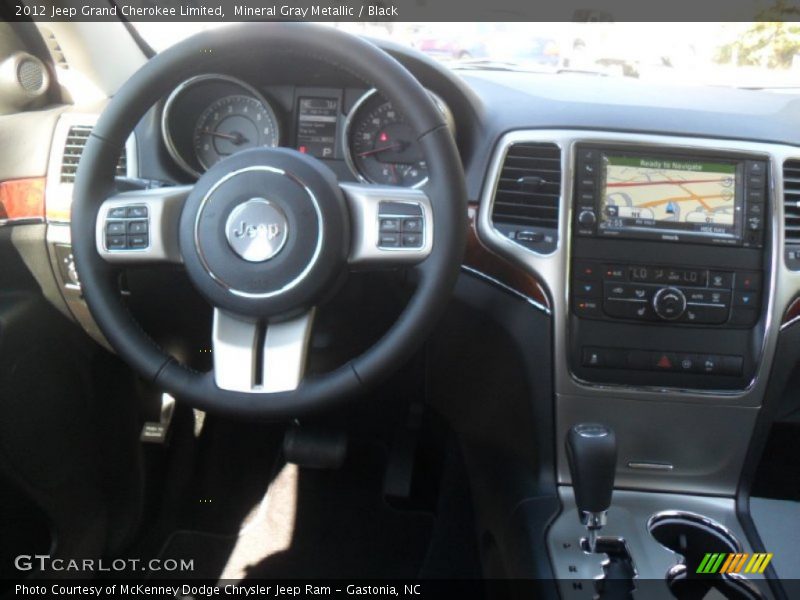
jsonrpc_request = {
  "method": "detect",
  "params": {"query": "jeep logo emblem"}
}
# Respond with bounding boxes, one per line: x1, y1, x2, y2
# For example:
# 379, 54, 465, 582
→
225, 198, 288, 262
232, 221, 282, 241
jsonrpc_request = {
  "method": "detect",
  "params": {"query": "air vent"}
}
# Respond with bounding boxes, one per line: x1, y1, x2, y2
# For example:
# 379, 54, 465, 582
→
40, 27, 68, 70
784, 159, 800, 270
491, 142, 561, 253
60, 125, 127, 183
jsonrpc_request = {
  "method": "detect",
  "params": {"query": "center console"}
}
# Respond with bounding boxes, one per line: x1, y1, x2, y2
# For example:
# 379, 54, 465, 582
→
569, 145, 769, 391
478, 128, 800, 597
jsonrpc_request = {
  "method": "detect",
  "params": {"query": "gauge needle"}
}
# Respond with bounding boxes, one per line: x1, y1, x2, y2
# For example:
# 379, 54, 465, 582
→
357, 142, 404, 158
200, 129, 248, 145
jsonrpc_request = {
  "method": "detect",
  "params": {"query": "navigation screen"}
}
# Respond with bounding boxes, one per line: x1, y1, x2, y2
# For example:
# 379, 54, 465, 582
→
296, 97, 339, 159
598, 154, 741, 240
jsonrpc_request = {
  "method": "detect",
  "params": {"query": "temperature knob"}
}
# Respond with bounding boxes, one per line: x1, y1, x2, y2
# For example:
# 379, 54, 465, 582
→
652, 287, 686, 321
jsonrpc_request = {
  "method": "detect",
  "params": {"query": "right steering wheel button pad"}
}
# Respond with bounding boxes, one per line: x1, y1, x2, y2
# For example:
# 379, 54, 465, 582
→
378, 201, 424, 249
104, 205, 150, 251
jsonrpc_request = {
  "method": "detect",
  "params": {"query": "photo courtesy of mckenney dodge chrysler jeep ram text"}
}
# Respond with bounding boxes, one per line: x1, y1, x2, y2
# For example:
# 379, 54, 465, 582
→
0, 8, 800, 600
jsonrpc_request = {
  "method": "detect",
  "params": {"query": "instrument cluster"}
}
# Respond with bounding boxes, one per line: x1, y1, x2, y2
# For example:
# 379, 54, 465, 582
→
161, 74, 454, 187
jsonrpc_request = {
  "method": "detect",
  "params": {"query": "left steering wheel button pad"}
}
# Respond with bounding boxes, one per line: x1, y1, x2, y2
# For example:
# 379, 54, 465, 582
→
104, 205, 150, 251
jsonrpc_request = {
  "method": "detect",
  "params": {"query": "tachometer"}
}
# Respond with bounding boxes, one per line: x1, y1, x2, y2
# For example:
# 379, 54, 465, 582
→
345, 90, 453, 188
193, 94, 280, 170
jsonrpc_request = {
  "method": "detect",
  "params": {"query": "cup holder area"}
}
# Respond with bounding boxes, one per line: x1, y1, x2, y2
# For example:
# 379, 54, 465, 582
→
647, 511, 763, 600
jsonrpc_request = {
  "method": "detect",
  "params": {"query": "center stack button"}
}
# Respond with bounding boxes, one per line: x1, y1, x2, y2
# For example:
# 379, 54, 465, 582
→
652, 287, 687, 320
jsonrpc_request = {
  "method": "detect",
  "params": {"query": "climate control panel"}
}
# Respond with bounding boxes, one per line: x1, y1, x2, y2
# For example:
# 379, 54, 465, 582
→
572, 260, 761, 328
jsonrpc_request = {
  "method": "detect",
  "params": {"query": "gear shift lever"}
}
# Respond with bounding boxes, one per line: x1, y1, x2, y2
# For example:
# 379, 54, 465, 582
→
566, 423, 617, 551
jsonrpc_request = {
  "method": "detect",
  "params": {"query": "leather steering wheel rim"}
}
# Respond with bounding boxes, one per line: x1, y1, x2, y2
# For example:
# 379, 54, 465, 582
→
70, 22, 466, 418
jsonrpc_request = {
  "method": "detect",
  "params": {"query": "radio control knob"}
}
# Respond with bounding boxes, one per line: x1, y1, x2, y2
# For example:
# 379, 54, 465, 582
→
652, 287, 687, 321
578, 210, 596, 227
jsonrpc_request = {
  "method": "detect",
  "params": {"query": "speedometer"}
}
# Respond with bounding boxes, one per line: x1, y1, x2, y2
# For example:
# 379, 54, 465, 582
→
344, 90, 453, 188
193, 94, 280, 170
162, 74, 282, 178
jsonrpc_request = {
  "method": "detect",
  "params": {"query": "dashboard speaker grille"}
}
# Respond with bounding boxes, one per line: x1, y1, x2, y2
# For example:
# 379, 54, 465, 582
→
17, 58, 45, 92
490, 142, 561, 253
60, 125, 127, 183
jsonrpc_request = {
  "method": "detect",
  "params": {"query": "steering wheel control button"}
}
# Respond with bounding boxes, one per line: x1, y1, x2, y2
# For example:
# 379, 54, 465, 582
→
376, 200, 425, 251
128, 235, 149, 249
103, 205, 150, 251
127, 205, 148, 218
379, 218, 401, 232
379, 233, 400, 248
402, 217, 423, 233
224, 198, 289, 263
106, 234, 127, 250
401, 233, 422, 247
127, 220, 148, 234
106, 221, 126, 235
652, 287, 687, 320
108, 206, 128, 218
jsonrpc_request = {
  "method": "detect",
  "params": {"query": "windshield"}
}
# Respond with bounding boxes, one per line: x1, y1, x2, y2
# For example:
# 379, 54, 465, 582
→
134, 22, 800, 89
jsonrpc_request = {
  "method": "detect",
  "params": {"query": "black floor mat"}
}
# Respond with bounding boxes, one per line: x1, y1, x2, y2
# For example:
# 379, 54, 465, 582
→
155, 443, 435, 580
153, 531, 237, 579
246, 447, 434, 579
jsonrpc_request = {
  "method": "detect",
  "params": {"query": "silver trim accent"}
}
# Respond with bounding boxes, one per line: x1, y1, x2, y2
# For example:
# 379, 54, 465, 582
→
580, 510, 608, 530
341, 182, 433, 266
780, 312, 800, 330
212, 308, 315, 393
628, 462, 675, 471
161, 74, 281, 179
652, 286, 687, 321
460, 265, 551, 314
194, 166, 323, 298
0, 216, 43, 228
646, 510, 743, 554
46, 222, 112, 351
95, 186, 190, 263
342, 88, 454, 189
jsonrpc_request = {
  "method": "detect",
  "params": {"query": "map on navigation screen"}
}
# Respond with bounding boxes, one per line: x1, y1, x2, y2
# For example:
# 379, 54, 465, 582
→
599, 155, 738, 238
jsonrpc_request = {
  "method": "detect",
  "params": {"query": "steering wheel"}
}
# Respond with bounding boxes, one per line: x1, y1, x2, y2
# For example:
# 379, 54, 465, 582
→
70, 23, 466, 418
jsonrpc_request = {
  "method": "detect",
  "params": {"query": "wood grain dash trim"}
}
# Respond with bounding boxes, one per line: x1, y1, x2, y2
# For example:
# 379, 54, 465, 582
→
783, 297, 800, 326
463, 202, 550, 310
0, 177, 46, 223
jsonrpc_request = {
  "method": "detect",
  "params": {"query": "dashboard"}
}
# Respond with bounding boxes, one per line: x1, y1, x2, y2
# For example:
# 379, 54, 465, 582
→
39, 40, 800, 499
159, 73, 454, 188
9, 29, 800, 595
